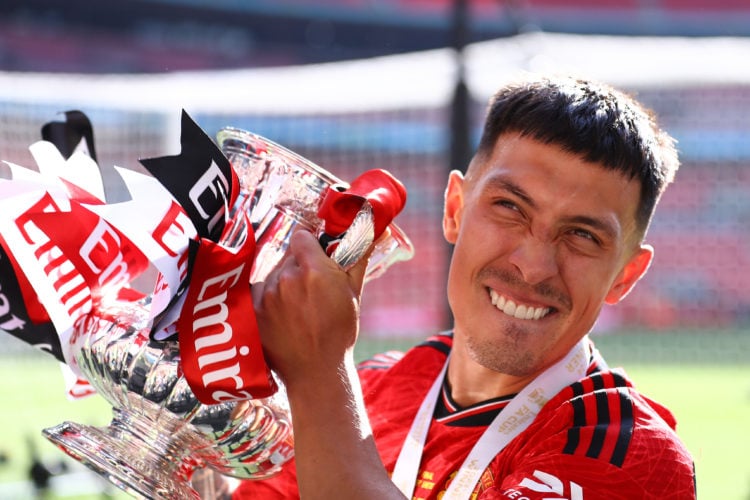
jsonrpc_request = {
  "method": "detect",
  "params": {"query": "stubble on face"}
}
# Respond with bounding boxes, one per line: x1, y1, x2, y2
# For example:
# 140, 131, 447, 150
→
462, 268, 572, 377
463, 324, 538, 377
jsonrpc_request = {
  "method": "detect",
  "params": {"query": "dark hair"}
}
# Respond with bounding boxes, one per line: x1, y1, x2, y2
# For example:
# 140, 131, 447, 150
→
474, 75, 679, 235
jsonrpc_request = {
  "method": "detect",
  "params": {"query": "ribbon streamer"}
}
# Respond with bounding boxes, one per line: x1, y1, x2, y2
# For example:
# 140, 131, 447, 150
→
318, 168, 407, 242
0, 110, 409, 407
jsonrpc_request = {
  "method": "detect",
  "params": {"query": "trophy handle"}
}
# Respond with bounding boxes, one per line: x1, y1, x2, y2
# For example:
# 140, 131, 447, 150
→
324, 202, 375, 271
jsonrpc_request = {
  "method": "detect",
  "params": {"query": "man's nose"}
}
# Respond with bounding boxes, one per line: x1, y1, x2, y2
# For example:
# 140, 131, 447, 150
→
507, 236, 559, 286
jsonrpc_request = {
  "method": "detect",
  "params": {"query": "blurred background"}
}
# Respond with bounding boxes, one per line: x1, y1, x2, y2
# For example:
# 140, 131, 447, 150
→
0, 0, 748, 498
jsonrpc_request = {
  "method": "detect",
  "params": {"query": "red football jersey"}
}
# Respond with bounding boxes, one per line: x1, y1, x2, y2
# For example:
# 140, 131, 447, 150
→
233, 334, 696, 499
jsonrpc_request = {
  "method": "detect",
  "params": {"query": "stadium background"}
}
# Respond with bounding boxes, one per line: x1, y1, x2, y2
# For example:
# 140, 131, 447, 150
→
0, 1, 748, 498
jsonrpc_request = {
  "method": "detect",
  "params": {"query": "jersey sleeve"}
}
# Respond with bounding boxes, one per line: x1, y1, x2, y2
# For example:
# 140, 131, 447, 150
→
357, 349, 404, 392
477, 376, 697, 500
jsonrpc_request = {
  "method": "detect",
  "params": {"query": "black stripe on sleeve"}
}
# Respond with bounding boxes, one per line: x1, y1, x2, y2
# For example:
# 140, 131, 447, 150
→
563, 381, 585, 455
586, 376, 609, 459
610, 386, 634, 467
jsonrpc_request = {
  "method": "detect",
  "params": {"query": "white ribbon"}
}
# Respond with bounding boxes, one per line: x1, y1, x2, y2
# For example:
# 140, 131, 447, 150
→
391, 337, 591, 499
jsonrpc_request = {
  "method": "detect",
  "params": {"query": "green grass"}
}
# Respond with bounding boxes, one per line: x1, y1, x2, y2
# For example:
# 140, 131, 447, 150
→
0, 356, 130, 499
623, 364, 750, 500
1, 331, 748, 499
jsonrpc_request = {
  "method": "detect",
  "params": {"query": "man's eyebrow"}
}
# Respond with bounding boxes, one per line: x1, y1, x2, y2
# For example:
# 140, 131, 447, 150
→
483, 175, 536, 208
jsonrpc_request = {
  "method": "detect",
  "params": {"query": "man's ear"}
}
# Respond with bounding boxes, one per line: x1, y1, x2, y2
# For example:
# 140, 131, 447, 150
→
605, 244, 654, 305
443, 170, 465, 244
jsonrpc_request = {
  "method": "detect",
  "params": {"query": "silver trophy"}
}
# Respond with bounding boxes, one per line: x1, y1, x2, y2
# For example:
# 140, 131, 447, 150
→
42, 128, 414, 499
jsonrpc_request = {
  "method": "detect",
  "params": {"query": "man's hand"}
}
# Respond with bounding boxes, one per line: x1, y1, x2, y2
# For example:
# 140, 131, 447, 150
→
252, 229, 368, 387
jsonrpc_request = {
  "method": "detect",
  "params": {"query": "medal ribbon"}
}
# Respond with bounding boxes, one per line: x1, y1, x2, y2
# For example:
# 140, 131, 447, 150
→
391, 337, 591, 499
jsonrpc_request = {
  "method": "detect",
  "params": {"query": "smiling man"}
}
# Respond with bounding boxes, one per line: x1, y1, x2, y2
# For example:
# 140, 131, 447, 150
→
234, 74, 697, 500
443, 132, 652, 399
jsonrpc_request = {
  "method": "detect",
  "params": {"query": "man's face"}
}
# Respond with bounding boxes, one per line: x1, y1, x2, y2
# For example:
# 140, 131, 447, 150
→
443, 133, 653, 380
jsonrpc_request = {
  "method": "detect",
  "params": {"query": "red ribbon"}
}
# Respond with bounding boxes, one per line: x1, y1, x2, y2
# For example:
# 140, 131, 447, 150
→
317, 169, 407, 241
178, 168, 407, 404
177, 218, 277, 404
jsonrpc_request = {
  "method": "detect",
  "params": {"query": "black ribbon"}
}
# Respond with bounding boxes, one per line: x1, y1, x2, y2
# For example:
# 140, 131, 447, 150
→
0, 243, 64, 362
140, 110, 236, 242
41, 110, 98, 163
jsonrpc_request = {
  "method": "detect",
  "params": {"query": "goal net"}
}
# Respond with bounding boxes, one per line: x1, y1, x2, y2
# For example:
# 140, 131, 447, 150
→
2, 32, 749, 348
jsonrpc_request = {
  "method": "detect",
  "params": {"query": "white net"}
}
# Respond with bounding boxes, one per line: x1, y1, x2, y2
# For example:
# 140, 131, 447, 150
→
2, 32, 750, 342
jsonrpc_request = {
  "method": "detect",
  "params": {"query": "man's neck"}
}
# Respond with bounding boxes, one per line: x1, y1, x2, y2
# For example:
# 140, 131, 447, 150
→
445, 346, 537, 407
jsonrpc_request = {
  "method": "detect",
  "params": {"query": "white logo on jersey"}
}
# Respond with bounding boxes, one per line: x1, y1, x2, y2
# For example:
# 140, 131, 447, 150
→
519, 470, 583, 500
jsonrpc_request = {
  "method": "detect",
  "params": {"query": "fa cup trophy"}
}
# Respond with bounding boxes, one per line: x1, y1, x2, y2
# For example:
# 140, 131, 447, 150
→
0, 111, 413, 498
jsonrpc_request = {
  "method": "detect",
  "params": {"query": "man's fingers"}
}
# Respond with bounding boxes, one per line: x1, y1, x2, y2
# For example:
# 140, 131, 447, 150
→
288, 229, 328, 263
287, 228, 372, 294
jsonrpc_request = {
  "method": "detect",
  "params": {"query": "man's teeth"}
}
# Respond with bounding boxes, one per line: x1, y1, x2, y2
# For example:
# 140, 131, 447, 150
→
490, 289, 550, 320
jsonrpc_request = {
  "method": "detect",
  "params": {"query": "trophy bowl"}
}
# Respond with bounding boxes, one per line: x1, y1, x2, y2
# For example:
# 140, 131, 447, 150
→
216, 127, 415, 285
42, 128, 415, 499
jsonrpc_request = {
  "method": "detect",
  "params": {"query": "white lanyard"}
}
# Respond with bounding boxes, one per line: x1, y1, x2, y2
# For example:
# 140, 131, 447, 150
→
391, 337, 591, 500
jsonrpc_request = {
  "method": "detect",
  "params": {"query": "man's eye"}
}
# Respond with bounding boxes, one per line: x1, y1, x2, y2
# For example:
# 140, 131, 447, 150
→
495, 199, 519, 211
571, 228, 598, 243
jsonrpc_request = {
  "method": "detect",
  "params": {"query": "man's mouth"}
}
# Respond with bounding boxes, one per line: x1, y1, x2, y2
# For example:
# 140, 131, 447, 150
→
489, 289, 551, 320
